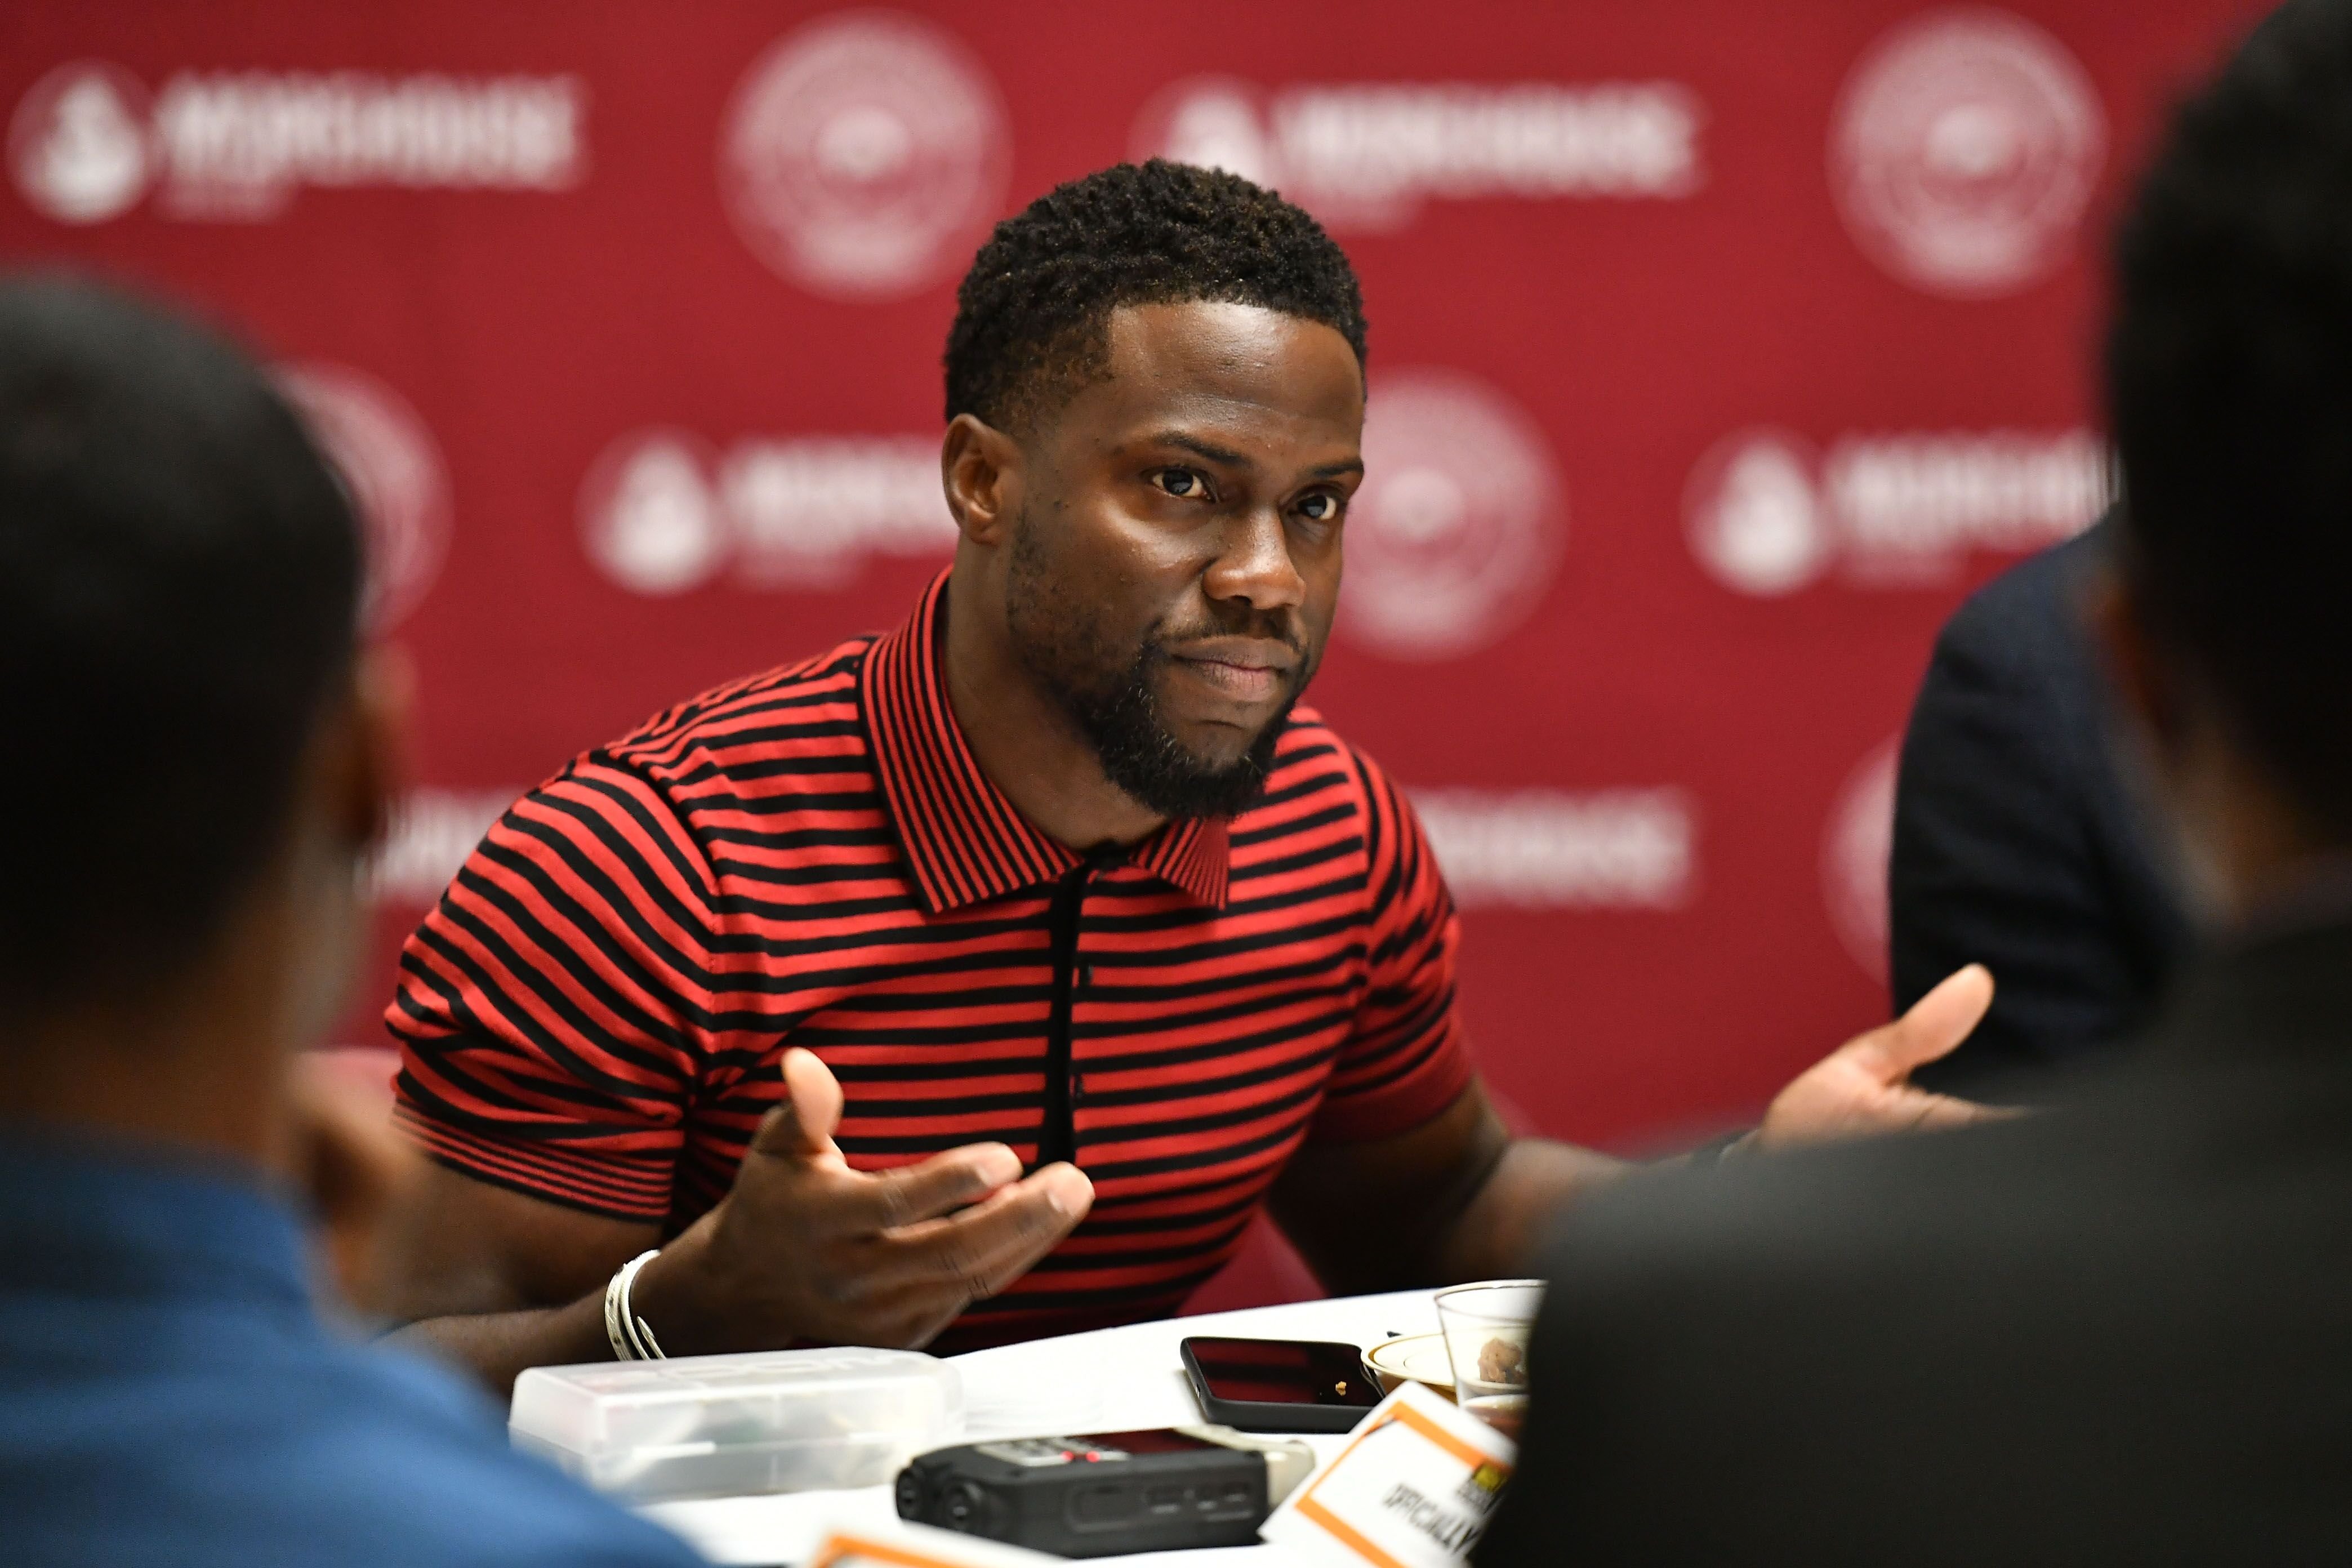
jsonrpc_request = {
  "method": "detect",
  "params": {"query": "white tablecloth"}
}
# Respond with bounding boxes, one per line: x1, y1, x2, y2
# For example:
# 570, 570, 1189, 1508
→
640, 1290, 1443, 1566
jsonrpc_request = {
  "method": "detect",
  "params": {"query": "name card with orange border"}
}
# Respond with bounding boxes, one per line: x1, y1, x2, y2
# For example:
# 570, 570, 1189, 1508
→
1258, 1382, 1517, 1568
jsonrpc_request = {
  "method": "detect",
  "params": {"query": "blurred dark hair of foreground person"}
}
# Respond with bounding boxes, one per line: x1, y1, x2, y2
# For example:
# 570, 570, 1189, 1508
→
1479, 2, 2352, 1562
0, 275, 701, 1567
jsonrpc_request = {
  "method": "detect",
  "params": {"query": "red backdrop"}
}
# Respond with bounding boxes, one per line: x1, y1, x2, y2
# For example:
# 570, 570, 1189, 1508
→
1, 1, 2262, 1303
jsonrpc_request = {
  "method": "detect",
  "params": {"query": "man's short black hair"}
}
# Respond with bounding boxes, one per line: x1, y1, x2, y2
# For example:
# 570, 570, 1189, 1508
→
2107, 0, 2352, 840
944, 159, 1367, 430
0, 275, 360, 1010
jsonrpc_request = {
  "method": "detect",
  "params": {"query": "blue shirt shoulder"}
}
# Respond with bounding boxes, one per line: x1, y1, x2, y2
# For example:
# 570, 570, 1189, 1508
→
0, 1134, 702, 1568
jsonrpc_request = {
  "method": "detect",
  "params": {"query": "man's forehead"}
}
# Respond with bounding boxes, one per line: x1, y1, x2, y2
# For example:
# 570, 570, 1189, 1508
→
1080, 299, 1365, 442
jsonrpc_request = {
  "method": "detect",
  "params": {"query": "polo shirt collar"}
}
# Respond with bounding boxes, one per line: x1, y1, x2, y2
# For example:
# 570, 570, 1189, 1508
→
862, 571, 1231, 915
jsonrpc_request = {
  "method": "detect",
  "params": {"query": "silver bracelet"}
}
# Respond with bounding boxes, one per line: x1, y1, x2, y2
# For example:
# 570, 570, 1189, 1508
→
602, 1249, 667, 1361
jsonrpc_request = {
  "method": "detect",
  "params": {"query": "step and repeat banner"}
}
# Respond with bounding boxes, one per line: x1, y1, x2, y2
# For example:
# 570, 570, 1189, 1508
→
3, 2, 2255, 1160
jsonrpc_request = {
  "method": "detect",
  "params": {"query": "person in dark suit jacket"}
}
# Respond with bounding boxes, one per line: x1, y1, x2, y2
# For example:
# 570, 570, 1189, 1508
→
1892, 516, 2195, 1098
1477, 3, 2352, 1560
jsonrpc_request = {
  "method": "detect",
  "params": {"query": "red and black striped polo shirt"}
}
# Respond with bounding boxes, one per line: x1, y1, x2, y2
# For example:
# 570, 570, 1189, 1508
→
388, 572, 1471, 1347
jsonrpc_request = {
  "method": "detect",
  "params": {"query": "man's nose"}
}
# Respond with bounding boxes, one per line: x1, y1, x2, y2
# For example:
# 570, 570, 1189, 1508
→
1202, 506, 1308, 613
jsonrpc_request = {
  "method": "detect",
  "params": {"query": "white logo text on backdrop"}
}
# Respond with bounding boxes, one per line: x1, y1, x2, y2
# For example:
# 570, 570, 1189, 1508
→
277, 363, 451, 632
9, 59, 585, 222
364, 787, 519, 907
1135, 74, 1702, 231
1413, 787, 1695, 910
1821, 738, 1901, 983
1832, 7, 2105, 297
1685, 425, 2109, 596
1344, 369, 1565, 661
581, 427, 954, 596
722, 11, 1009, 299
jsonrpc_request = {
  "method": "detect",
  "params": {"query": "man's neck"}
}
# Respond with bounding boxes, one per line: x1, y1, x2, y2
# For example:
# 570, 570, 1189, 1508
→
2229, 848, 2352, 939
940, 567, 1168, 853
2189, 748, 2352, 929
0, 979, 297, 1179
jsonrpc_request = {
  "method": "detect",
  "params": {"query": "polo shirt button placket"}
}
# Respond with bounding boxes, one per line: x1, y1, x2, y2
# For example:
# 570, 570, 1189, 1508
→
1071, 968, 1090, 1105
1040, 852, 1117, 1170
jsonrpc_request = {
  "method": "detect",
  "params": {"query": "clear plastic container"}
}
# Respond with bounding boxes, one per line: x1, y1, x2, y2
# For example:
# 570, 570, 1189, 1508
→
510, 1347, 964, 1503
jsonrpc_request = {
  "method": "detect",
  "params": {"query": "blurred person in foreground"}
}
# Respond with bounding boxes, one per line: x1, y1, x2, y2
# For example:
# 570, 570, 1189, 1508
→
380, 161, 2005, 1393
0, 278, 701, 1567
1890, 513, 2194, 1101
1481, 4, 2352, 1558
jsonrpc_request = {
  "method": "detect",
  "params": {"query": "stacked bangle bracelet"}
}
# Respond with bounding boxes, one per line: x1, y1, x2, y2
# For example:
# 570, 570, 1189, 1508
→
602, 1249, 667, 1361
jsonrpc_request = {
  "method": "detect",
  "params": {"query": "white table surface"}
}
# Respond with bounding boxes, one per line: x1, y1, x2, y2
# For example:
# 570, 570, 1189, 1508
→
639, 1290, 1444, 1566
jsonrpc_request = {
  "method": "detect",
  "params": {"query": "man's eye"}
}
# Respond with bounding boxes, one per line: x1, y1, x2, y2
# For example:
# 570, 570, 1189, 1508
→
1298, 493, 1340, 522
1153, 469, 1206, 499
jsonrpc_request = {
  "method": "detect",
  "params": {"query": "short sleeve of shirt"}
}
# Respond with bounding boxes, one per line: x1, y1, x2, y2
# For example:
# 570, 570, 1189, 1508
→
387, 756, 719, 1223
1308, 747, 1476, 1143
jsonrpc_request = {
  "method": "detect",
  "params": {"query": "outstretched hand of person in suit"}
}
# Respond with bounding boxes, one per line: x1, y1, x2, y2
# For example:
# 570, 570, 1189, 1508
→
1749, 964, 2007, 1152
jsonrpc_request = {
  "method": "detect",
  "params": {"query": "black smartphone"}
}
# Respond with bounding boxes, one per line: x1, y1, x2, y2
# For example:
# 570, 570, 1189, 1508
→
1179, 1335, 1383, 1433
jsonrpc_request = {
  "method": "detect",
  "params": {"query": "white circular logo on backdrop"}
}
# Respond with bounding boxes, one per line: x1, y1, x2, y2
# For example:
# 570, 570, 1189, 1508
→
276, 364, 451, 632
1684, 428, 1832, 596
1821, 738, 1901, 984
1342, 370, 1565, 661
8, 61, 152, 223
1832, 7, 2105, 297
720, 11, 1010, 299
580, 430, 725, 595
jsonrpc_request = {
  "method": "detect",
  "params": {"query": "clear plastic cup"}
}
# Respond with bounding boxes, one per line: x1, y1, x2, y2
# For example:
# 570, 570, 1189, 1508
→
1433, 1280, 1544, 1437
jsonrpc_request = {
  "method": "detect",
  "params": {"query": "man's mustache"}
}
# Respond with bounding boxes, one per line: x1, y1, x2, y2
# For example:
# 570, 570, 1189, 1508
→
1148, 613, 1309, 662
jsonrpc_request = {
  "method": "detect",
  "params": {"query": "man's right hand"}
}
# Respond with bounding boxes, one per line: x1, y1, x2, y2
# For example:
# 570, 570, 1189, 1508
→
631, 1048, 1093, 1353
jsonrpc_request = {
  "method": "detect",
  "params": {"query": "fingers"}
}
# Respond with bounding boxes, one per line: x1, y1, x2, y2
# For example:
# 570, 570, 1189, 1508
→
750, 1048, 846, 1161
1851, 964, 1995, 1080
845, 1141, 1026, 1231
871, 1162, 1094, 1298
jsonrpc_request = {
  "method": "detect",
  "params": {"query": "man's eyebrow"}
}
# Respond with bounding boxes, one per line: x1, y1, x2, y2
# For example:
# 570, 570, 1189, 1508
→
1146, 431, 1254, 467
1142, 433, 1364, 480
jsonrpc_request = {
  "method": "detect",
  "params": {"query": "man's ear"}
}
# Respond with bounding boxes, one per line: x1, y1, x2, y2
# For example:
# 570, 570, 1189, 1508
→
338, 644, 414, 854
942, 413, 1023, 547
270, 643, 415, 1061
2083, 562, 2184, 764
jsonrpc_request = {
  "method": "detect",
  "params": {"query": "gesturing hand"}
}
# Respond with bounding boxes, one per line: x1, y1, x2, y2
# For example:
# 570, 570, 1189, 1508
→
635, 1048, 1093, 1353
1751, 964, 2010, 1152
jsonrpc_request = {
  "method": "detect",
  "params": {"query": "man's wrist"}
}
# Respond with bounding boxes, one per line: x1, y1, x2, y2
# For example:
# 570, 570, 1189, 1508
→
624, 1220, 732, 1358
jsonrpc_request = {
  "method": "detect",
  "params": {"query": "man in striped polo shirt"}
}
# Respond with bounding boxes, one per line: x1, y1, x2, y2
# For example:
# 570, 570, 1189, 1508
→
387, 162, 1999, 1389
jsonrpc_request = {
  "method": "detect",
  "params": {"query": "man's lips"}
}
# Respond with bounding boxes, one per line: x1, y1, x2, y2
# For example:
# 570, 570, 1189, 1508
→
1168, 638, 1299, 704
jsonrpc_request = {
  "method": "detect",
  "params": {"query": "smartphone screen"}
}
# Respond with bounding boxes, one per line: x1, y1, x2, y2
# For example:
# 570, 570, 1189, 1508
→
1184, 1337, 1381, 1408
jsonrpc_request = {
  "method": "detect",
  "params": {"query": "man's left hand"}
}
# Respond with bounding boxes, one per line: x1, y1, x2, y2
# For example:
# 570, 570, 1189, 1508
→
1749, 964, 2005, 1151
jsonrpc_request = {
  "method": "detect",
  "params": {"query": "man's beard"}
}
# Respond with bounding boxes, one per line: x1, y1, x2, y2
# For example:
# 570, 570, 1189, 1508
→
1004, 522, 1304, 821
1060, 640, 1294, 819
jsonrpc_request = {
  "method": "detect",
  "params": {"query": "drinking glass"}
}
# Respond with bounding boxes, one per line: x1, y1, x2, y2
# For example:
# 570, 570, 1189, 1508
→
1433, 1280, 1544, 1437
